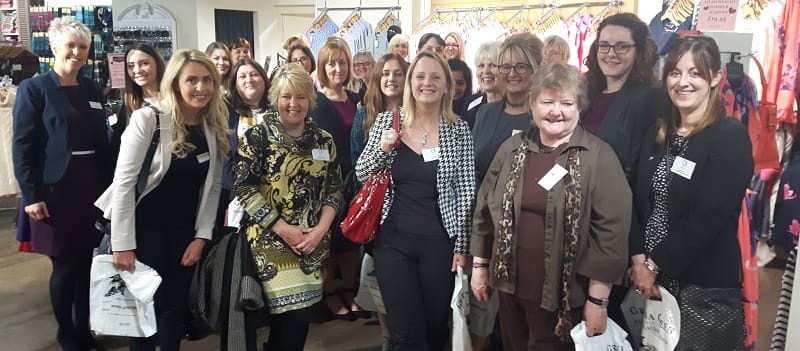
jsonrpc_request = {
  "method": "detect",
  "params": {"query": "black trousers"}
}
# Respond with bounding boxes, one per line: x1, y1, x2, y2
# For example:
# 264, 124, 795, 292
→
129, 227, 194, 351
49, 253, 93, 351
374, 232, 455, 351
263, 307, 312, 351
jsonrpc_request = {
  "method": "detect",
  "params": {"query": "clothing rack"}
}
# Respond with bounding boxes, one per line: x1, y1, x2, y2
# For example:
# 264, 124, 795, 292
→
416, 1, 622, 30
309, 5, 402, 32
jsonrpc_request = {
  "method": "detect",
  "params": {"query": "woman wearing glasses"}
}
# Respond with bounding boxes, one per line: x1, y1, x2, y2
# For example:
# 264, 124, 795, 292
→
542, 35, 570, 65
443, 32, 465, 61
583, 12, 662, 332
472, 32, 543, 184
351, 50, 375, 102
288, 44, 316, 74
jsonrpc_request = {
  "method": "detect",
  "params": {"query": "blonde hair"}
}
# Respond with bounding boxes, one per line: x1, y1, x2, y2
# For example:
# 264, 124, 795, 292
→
282, 34, 310, 50
316, 37, 352, 88
444, 32, 465, 60
269, 63, 317, 111
160, 49, 230, 159
543, 35, 570, 61
402, 51, 460, 126
48, 16, 91, 49
388, 34, 410, 52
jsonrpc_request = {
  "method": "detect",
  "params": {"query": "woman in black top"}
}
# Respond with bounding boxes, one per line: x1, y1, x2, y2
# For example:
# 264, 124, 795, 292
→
103, 49, 230, 351
12, 17, 114, 351
472, 33, 543, 185
447, 58, 472, 118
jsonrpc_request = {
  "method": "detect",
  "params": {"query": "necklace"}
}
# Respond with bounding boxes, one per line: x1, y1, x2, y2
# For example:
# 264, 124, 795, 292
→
419, 122, 437, 147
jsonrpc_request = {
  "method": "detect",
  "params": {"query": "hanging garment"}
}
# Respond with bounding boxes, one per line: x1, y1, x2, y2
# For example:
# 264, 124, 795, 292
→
341, 18, 373, 54
307, 19, 340, 63
739, 198, 759, 351
771, 147, 800, 255
0, 88, 18, 197
765, 0, 799, 125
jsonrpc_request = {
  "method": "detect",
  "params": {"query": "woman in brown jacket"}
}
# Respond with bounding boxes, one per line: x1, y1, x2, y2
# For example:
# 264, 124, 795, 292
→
470, 63, 631, 349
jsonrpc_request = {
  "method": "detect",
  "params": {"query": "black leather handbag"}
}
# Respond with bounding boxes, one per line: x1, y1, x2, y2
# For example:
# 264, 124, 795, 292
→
676, 284, 745, 351
94, 106, 162, 254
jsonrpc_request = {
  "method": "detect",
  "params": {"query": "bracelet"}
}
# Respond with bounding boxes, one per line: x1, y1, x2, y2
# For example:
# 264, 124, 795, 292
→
586, 295, 609, 308
472, 263, 489, 269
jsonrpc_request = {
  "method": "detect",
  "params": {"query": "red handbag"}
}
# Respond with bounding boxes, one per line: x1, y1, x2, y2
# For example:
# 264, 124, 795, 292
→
340, 111, 400, 244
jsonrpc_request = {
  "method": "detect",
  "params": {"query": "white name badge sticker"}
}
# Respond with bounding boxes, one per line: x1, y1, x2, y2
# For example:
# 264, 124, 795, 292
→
422, 147, 440, 162
538, 164, 568, 191
107, 114, 118, 126
89, 101, 103, 110
196, 152, 210, 164
512, 129, 523, 136
312, 149, 331, 161
670, 156, 696, 180
467, 96, 484, 111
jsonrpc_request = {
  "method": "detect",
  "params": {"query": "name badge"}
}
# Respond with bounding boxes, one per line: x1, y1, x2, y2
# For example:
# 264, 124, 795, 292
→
538, 164, 568, 191
512, 129, 523, 136
670, 156, 696, 180
107, 114, 118, 126
196, 152, 210, 164
312, 149, 330, 161
422, 147, 440, 162
467, 96, 484, 111
89, 101, 103, 110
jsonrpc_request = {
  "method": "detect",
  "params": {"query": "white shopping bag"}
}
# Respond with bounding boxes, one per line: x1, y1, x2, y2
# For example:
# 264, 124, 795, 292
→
570, 318, 633, 351
90, 255, 162, 337
354, 253, 385, 314
451, 266, 472, 351
225, 197, 245, 228
623, 286, 680, 351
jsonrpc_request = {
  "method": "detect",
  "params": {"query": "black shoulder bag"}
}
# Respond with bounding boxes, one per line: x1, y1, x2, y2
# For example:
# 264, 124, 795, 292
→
94, 106, 162, 254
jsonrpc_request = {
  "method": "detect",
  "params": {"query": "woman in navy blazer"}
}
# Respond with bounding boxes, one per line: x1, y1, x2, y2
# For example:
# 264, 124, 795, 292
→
629, 36, 753, 349
12, 17, 113, 350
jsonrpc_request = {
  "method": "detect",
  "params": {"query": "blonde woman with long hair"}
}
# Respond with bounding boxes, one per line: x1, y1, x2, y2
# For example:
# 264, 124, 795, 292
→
100, 49, 229, 350
355, 51, 476, 350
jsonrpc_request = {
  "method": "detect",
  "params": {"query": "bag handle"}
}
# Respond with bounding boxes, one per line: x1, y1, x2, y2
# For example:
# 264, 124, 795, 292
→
135, 106, 162, 200
750, 55, 769, 102
391, 110, 400, 149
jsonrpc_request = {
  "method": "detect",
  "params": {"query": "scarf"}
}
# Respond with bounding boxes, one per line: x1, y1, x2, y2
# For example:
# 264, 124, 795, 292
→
493, 132, 582, 340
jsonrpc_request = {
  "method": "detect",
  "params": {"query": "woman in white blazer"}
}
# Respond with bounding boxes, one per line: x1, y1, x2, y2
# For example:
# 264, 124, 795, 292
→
97, 49, 230, 351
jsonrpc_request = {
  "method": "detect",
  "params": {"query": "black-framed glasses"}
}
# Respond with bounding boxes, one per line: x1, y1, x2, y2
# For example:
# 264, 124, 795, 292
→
596, 42, 635, 54
445, 44, 459, 49
353, 62, 372, 68
291, 56, 310, 64
498, 63, 533, 75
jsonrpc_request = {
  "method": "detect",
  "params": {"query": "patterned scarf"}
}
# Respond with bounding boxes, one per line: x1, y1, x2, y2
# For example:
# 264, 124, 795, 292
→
493, 132, 582, 340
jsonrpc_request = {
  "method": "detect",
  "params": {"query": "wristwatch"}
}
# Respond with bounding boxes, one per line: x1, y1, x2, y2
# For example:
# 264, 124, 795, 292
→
644, 259, 660, 275
586, 295, 609, 308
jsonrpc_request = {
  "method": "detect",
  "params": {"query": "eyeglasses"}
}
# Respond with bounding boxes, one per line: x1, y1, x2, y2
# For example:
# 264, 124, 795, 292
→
445, 44, 459, 49
544, 50, 564, 57
596, 42, 635, 54
498, 63, 533, 75
291, 56, 310, 64
353, 62, 372, 68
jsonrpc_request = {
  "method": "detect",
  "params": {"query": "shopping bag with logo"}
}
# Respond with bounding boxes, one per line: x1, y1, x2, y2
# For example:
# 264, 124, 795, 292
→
621, 287, 647, 348
89, 254, 162, 337
644, 286, 681, 350
570, 318, 632, 351
451, 265, 472, 351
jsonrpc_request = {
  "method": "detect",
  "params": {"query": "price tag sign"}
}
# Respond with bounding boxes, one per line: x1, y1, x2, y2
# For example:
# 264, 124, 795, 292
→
107, 53, 126, 89
696, 0, 738, 31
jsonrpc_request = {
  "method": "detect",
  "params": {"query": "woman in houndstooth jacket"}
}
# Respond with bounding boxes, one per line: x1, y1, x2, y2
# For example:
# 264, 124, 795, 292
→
355, 51, 476, 351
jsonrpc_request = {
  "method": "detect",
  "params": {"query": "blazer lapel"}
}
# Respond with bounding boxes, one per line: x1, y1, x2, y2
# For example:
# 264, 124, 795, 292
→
45, 71, 71, 127
596, 87, 632, 138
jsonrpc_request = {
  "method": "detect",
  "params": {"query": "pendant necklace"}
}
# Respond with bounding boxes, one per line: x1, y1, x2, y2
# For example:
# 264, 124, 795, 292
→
420, 123, 437, 147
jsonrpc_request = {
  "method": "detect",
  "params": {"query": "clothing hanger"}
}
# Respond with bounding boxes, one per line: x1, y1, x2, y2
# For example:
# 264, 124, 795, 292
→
376, 7, 398, 33
308, 9, 330, 33
341, 7, 362, 32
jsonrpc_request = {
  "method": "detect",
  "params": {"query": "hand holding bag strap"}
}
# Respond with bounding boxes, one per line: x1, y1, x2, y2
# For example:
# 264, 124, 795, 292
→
135, 106, 162, 200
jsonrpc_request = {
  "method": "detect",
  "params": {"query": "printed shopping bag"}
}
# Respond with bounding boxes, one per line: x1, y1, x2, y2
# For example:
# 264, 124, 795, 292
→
570, 318, 632, 351
451, 265, 472, 351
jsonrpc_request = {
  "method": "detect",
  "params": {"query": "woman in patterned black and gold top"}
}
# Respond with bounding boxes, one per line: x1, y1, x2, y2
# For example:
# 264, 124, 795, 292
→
234, 63, 343, 350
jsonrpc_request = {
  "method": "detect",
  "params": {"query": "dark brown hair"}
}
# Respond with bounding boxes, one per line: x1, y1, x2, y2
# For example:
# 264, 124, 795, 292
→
656, 35, 725, 143
584, 12, 658, 99
228, 58, 271, 116
123, 43, 165, 118
287, 44, 316, 73
417, 33, 444, 51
